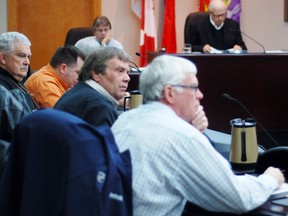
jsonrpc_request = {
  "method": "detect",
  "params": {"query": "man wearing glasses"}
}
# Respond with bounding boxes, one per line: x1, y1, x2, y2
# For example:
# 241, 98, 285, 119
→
187, 0, 247, 53
111, 55, 284, 215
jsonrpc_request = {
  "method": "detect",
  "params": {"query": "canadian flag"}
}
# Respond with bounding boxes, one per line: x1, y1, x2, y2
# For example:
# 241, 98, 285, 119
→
132, 0, 157, 66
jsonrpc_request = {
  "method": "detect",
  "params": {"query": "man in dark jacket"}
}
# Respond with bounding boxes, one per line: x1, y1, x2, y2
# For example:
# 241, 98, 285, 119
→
0, 32, 38, 141
187, 0, 247, 53
54, 47, 130, 127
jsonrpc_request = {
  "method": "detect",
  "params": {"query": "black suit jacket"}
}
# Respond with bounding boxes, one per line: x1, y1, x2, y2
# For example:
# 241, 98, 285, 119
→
54, 82, 118, 127
186, 15, 247, 52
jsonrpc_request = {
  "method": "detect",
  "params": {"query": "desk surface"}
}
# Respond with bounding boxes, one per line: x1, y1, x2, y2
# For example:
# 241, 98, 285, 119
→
183, 198, 288, 216
184, 128, 288, 215
183, 187, 288, 216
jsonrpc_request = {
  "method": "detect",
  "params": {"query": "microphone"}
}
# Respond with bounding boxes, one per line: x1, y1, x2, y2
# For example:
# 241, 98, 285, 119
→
128, 60, 141, 73
230, 29, 266, 53
135, 52, 148, 61
222, 93, 280, 146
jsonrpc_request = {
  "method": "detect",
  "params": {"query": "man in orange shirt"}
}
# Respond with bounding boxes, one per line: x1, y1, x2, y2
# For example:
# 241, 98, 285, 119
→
25, 46, 85, 108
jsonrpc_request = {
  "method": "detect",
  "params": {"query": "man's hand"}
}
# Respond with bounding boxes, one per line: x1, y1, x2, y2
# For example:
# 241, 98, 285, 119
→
233, 45, 242, 51
264, 167, 285, 187
203, 44, 212, 53
101, 31, 112, 46
191, 105, 208, 132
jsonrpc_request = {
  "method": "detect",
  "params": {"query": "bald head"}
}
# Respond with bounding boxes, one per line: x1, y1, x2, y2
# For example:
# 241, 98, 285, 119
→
209, 0, 227, 12
209, 0, 227, 27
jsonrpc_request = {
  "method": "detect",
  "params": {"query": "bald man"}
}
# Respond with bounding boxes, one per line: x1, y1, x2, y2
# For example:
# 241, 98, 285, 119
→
187, 0, 247, 53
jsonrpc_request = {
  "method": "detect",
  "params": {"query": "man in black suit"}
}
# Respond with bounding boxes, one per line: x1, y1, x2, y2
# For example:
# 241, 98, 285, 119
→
187, 0, 247, 53
54, 47, 130, 128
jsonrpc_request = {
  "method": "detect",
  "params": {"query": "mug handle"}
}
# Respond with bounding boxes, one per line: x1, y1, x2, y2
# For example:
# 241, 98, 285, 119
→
123, 96, 131, 111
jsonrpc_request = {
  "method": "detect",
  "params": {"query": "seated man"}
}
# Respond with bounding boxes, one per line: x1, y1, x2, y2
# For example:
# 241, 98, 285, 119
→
75, 16, 123, 56
25, 46, 85, 108
0, 32, 38, 141
54, 47, 130, 127
111, 55, 284, 215
186, 0, 247, 53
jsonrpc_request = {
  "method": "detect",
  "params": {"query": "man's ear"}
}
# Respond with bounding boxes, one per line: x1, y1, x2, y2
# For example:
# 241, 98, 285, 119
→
58, 63, 67, 75
91, 71, 101, 82
0, 53, 7, 65
162, 85, 175, 104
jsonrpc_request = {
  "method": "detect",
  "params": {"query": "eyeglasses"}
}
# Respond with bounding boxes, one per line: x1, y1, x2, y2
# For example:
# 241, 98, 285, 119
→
212, 12, 226, 18
171, 84, 199, 92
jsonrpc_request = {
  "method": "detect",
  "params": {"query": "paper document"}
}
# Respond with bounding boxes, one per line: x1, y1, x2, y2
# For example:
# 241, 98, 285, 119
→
209, 47, 243, 54
209, 47, 224, 54
265, 50, 288, 54
272, 182, 288, 195
227, 48, 242, 54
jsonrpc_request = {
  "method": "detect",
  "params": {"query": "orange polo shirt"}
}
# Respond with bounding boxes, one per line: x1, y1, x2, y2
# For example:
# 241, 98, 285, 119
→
25, 64, 68, 109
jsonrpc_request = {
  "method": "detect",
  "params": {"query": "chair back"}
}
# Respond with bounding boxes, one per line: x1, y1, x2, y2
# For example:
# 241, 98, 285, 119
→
184, 12, 209, 44
64, 27, 94, 45
0, 109, 132, 216
255, 146, 288, 179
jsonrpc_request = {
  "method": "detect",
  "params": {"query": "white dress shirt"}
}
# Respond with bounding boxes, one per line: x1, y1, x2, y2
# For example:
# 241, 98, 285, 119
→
112, 102, 279, 216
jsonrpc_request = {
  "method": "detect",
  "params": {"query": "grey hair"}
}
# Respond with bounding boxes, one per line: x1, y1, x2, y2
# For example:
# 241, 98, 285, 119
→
209, 0, 226, 12
0, 32, 31, 53
75, 39, 101, 57
139, 55, 197, 103
79, 47, 130, 81
92, 16, 112, 32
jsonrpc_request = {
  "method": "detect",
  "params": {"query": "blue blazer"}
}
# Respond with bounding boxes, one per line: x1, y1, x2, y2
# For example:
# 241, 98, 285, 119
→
0, 109, 132, 216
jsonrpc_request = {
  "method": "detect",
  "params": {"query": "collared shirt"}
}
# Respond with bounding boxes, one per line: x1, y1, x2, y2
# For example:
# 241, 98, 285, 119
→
112, 102, 279, 216
210, 15, 224, 30
75, 36, 124, 56
25, 64, 68, 108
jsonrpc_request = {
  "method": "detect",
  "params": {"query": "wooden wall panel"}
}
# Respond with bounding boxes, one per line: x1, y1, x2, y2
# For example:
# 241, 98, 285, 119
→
8, 0, 101, 70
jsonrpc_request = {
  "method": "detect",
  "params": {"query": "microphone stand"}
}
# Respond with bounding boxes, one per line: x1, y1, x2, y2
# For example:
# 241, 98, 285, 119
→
222, 93, 280, 147
135, 52, 149, 61
230, 29, 266, 53
128, 60, 141, 73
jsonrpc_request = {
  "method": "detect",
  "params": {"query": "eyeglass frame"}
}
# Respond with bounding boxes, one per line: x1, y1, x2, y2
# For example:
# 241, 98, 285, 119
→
211, 11, 226, 19
171, 84, 199, 93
